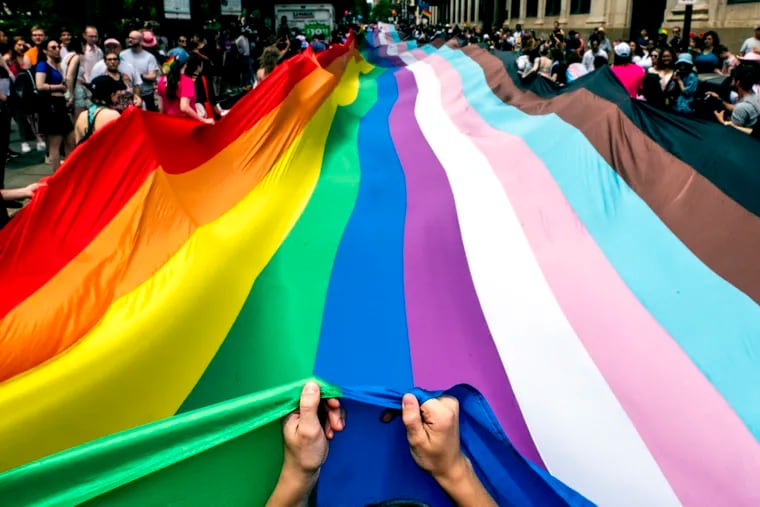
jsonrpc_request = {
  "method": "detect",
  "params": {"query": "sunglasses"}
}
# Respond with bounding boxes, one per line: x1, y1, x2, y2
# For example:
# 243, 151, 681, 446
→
48, 45, 60, 49
105, 57, 119, 61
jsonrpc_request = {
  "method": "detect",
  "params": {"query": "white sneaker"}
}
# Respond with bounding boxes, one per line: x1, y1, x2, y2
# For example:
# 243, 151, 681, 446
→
44, 155, 50, 165
36, 141, 46, 152
20, 142, 31, 153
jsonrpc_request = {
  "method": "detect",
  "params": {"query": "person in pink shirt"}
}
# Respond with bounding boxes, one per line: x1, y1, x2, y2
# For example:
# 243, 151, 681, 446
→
156, 54, 213, 124
611, 42, 645, 98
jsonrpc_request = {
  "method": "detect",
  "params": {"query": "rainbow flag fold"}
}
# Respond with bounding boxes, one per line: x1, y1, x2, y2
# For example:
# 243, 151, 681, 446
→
0, 23, 759, 506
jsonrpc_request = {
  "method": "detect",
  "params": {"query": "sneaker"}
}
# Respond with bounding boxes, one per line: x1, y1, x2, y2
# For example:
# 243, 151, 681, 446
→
44, 155, 50, 165
6, 150, 20, 160
20, 142, 31, 153
36, 141, 46, 152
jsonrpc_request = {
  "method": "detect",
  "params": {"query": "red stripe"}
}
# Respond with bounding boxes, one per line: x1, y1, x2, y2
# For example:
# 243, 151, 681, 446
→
0, 55, 320, 319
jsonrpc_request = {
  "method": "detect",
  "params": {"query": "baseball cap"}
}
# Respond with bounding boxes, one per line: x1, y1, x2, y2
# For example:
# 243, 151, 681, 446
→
104, 38, 121, 47
614, 43, 631, 58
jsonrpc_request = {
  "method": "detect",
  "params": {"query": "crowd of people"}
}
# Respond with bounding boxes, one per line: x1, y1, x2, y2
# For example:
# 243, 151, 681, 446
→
406, 20, 760, 135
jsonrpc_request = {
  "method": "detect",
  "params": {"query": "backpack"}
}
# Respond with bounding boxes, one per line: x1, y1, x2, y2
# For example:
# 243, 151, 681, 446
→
14, 64, 52, 114
13, 69, 39, 113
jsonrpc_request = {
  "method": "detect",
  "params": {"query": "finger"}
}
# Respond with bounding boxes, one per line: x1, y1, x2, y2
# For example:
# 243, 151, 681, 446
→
326, 402, 344, 432
298, 381, 322, 427
401, 393, 424, 445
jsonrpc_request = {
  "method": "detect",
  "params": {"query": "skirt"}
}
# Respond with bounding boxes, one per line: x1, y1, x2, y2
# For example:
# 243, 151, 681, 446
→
38, 96, 73, 136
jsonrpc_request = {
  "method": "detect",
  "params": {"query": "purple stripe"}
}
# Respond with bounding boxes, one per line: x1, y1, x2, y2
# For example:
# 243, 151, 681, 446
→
390, 68, 544, 466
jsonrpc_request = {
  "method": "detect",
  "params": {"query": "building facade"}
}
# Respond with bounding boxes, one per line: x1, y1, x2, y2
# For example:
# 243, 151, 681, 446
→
440, 0, 759, 50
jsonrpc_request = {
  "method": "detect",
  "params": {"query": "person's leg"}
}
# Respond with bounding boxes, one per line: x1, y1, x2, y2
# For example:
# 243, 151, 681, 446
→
46, 135, 62, 171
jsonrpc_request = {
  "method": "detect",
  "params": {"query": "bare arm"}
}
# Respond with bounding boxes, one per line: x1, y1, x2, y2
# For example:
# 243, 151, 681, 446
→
179, 96, 213, 124
36, 68, 65, 93
65, 54, 79, 99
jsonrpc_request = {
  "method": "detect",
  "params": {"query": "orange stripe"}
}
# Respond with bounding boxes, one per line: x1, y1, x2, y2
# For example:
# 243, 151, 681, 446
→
0, 70, 335, 382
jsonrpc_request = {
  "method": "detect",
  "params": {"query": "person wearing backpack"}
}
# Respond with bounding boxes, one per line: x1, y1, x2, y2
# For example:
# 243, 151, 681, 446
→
74, 75, 123, 144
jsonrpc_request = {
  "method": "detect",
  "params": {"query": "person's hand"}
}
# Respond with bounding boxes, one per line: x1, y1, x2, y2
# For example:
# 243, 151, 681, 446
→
706, 91, 719, 99
401, 394, 466, 481
266, 381, 344, 507
402, 394, 497, 507
21, 182, 43, 199
714, 109, 726, 124
281, 381, 344, 476
202, 117, 215, 125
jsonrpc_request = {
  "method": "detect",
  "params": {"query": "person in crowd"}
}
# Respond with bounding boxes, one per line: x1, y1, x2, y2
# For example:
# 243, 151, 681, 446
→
551, 20, 564, 45
5, 36, 36, 154
141, 30, 165, 68
566, 51, 588, 83
120, 30, 159, 111
90, 39, 134, 81
74, 75, 124, 144
670, 26, 683, 51
81, 25, 103, 84
61, 36, 86, 124
23, 26, 45, 69
550, 47, 568, 85
649, 47, 676, 91
59, 28, 72, 59
695, 31, 721, 74
255, 45, 285, 87
265, 382, 497, 507
636, 28, 650, 49
713, 64, 760, 134
670, 52, 699, 115
168, 35, 190, 63
35, 39, 72, 171
630, 40, 652, 70
101, 49, 139, 112
582, 38, 607, 72
596, 27, 611, 53
522, 47, 553, 79
156, 55, 213, 124
235, 28, 252, 87
717, 45, 739, 76
740, 24, 760, 56
611, 42, 645, 98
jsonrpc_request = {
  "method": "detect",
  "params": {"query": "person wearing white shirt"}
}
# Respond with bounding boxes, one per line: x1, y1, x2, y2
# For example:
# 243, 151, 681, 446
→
582, 39, 608, 72
81, 26, 103, 83
120, 31, 160, 111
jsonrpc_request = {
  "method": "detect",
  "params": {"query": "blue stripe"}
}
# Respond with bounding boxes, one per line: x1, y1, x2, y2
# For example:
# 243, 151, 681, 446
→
436, 47, 760, 438
314, 71, 413, 390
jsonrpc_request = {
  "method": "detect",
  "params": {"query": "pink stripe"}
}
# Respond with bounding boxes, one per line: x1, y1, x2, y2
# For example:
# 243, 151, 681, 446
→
425, 53, 760, 506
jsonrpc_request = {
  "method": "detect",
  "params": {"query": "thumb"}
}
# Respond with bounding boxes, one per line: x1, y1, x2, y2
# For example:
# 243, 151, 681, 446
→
401, 393, 424, 444
299, 381, 321, 425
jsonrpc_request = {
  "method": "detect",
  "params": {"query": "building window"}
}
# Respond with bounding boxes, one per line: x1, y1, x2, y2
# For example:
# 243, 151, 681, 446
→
510, 0, 520, 18
545, 0, 561, 16
570, 0, 591, 14
526, 0, 538, 17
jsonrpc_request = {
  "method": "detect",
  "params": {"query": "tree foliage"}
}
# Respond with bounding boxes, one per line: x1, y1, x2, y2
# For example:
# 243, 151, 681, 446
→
370, 0, 393, 22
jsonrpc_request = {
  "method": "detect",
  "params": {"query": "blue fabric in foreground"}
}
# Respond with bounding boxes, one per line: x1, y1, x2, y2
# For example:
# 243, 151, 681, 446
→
317, 385, 593, 506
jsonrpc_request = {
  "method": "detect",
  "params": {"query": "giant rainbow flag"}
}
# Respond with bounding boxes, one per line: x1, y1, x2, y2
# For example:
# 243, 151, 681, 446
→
0, 23, 759, 506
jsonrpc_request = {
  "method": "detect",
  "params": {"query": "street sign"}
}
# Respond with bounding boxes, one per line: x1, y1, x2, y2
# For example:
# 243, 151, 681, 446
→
164, 0, 191, 19
221, 0, 242, 16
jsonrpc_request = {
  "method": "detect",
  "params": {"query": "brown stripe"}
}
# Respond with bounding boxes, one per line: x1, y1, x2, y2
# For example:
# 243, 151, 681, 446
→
464, 45, 760, 305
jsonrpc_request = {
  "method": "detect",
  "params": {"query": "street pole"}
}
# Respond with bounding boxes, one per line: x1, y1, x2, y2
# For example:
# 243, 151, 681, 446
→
681, 3, 693, 53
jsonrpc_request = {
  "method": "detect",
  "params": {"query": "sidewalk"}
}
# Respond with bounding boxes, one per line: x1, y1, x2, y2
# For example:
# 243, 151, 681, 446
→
5, 123, 54, 215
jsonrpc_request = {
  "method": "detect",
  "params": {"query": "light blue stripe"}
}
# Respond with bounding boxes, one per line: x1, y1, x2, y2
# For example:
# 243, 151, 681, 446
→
435, 47, 760, 439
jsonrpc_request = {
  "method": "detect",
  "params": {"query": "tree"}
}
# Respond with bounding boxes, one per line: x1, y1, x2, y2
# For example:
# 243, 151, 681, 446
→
370, 0, 393, 22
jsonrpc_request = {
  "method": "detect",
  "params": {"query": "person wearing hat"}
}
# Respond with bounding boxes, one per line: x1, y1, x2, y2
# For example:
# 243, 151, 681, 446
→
669, 52, 699, 115
740, 24, 760, 57
611, 42, 645, 98
74, 75, 124, 144
120, 30, 160, 112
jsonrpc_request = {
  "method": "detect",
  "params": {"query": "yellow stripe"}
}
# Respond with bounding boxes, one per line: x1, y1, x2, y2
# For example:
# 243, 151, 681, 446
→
0, 58, 362, 473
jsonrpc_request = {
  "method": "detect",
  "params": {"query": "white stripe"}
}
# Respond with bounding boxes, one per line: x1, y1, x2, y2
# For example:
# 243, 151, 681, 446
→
398, 51, 418, 66
408, 61, 681, 507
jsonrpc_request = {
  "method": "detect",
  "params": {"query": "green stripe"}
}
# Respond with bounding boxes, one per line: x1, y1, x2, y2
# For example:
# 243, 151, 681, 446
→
180, 67, 382, 411
0, 379, 341, 507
